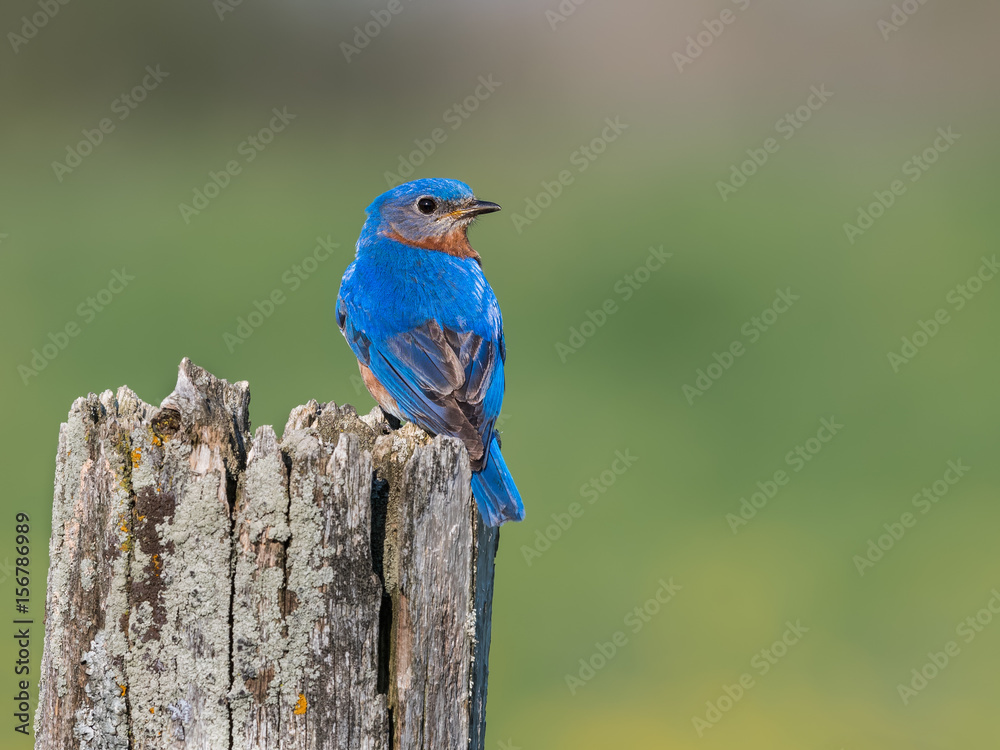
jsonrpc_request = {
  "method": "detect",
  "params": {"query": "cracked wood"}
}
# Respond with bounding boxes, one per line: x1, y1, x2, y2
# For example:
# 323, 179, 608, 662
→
36, 359, 499, 750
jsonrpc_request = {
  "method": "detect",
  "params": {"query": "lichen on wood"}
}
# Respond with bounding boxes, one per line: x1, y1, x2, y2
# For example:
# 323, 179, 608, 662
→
36, 359, 499, 750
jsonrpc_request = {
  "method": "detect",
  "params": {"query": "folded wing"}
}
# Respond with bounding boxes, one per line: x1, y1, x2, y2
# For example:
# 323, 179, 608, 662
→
338, 304, 504, 470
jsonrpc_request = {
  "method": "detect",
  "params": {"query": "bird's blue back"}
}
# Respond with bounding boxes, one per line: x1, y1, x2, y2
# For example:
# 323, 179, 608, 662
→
342, 233, 503, 340
338, 232, 506, 442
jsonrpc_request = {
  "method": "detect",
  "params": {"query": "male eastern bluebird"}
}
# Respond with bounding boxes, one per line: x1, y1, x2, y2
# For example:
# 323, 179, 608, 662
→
336, 178, 525, 526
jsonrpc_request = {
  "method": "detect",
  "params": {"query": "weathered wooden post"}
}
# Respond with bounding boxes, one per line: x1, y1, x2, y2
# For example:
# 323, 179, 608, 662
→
35, 359, 499, 750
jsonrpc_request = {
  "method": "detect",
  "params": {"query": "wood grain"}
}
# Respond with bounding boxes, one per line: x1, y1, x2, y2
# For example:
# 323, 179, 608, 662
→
36, 360, 499, 750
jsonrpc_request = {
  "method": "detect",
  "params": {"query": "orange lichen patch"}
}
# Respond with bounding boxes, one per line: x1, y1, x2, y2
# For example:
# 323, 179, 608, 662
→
118, 515, 132, 552
152, 554, 161, 575
150, 431, 164, 447
149, 707, 155, 714
293, 694, 307, 715
119, 684, 127, 697
119, 516, 131, 552
131, 447, 142, 468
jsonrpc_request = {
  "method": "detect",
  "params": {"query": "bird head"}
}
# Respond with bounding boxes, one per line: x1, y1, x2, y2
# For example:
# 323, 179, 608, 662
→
362, 178, 501, 261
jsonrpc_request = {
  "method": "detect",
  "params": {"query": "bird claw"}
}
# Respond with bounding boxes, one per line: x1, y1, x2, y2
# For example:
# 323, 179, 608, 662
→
380, 408, 402, 432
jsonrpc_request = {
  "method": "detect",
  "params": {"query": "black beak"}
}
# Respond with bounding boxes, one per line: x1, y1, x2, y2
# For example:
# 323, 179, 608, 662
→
458, 200, 501, 217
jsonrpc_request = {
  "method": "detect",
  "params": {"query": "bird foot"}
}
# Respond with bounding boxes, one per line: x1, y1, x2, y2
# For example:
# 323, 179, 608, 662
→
381, 408, 402, 431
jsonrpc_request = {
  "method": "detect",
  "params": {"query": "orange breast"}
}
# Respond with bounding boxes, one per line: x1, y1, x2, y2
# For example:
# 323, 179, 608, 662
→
384, 227, 480, 261
359, 362, 402, 419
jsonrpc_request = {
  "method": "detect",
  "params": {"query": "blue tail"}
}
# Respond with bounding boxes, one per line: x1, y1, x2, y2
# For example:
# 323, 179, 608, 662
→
470, 437, 525, 527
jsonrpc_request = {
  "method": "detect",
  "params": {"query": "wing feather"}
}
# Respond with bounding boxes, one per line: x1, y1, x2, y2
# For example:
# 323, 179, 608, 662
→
368, 319, 502, 469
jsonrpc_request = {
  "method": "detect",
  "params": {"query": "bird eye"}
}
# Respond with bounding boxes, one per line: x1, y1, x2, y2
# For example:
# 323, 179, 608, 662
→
417, 197, 437, 214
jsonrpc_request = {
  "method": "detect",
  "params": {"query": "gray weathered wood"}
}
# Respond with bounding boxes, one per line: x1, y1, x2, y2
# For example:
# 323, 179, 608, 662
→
35, 387, 150, 749
36, 360, 499, 750
391, 439, 495, 750
127, 361, 250, 749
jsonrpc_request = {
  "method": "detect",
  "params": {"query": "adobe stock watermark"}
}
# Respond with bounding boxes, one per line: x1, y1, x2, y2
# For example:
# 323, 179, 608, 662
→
682, 288, 799, 405
178, 107, 296, 224
340, 0, 416, 63
887, 255, 998, 372
213, 0, 254, 21
692, 619, 808, 737
897, 587, 999, 705
726, 417, 844, 533
18, 268, 136, 385
842, 126, 961, 244
508, 116, 628, 233
7, 0, 74, 54
383, 74, 502, 187
546, 0, 590, 30
717, 85, 833, 201
223, 236, 338, 353
878, 0, 931, 40
565, 577, 681, 695
672, 0, 752, 73
51, 65, 169, 183
555, 246, 671, 363
853, 459, 970, 576
521, 448, 638, 566
0, 559, 17, 585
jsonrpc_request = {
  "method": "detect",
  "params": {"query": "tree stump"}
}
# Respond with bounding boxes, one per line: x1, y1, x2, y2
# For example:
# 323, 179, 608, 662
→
35, 359, 499, 750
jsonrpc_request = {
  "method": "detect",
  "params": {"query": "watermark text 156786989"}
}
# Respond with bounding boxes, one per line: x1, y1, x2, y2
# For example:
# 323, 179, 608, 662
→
13, 512, 32, 736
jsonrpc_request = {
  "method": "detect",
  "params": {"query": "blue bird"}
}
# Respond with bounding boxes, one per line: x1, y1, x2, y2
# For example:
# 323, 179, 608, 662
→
336, 178, 525, 526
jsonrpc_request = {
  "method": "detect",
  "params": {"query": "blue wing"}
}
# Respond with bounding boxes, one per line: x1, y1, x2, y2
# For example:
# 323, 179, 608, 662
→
337, 263, 505, 470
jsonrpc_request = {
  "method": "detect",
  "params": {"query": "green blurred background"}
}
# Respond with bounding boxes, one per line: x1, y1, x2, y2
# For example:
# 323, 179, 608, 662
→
2, 0, 999, 747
